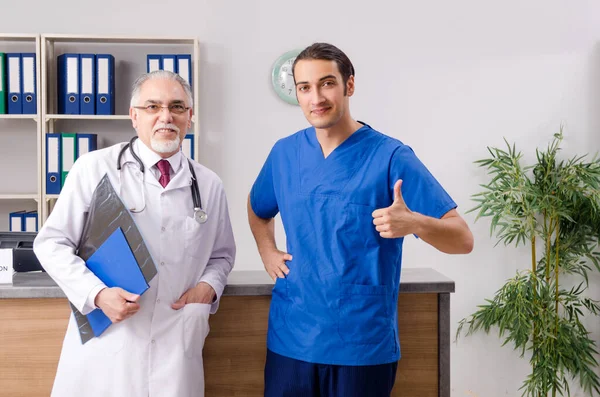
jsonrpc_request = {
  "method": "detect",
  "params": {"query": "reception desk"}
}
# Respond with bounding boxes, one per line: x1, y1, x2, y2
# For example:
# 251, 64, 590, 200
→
0, 268, 454, 397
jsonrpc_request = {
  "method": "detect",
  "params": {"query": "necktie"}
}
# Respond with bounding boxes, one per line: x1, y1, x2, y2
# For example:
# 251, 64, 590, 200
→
156, 159, 171, 188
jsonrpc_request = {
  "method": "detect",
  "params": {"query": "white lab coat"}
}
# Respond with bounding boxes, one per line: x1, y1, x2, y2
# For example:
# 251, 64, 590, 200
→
33, 140, 236, 397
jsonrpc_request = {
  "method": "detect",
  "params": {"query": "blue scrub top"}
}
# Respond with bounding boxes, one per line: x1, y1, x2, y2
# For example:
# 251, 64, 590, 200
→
251, 124, 456, 366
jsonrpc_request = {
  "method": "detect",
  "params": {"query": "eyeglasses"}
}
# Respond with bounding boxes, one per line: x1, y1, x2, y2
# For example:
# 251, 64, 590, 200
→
133, 104, 191, 115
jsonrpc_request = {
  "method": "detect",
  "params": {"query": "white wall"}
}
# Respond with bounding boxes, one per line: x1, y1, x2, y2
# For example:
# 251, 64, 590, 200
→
3, 0, 600, 395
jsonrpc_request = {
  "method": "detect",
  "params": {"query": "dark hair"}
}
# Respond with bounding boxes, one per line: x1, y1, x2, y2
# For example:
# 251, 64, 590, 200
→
292, 43, 355, 95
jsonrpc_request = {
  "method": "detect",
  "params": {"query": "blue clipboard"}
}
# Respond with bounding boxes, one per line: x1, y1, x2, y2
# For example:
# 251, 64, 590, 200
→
85, 227, 149, 337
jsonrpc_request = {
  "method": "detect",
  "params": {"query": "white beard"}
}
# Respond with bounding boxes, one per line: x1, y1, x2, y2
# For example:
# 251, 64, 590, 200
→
151, 123, 182, 153
151, 135, 181, 153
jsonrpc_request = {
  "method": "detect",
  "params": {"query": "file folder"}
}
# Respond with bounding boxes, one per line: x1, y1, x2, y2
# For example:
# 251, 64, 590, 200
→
147, 54, 162, 73
46, 133, 62, 194
71, 174, 158, 343
76, 133, 98, 158
23, 211, 38, 232
21, 53, 36, 114
161, 54, 176, 73
61, 133, 77, 187
0, 53, 6, 114
6, 53, 22, 114
96, 54, 115, 115
79, 54, 96, 115
176, 54, 192, 86
57, 54, 80, 114
182, 133, 194, 160
9, 211, 25, 232
84, 227, 150, 337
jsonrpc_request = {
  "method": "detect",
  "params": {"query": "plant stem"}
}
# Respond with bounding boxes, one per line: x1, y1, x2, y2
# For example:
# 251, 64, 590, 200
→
531, 234, 537, 344
545, 211, 552, 284
552, 217, 560, 397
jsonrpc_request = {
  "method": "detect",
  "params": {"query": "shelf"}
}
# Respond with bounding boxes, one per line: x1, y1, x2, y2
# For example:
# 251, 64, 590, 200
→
45, 114, 197, 123
0, 194, 38, 200
42, 34, 196, 45
0, 34, 38, 42
0, 115, 37, 120
45, 114, 130, 121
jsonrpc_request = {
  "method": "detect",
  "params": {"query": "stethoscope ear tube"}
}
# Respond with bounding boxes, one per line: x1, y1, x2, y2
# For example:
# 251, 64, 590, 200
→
117, 136, 205, 222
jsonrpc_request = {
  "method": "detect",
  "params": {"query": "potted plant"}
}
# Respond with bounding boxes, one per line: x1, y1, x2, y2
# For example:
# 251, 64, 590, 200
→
456, 129, 600, 396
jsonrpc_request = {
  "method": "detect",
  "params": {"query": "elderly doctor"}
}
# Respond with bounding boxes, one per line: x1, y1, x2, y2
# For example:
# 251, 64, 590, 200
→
33, 70, 236, 397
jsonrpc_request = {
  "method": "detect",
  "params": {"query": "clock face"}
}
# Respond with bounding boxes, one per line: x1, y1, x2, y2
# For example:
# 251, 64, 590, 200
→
271, 50, 302, 105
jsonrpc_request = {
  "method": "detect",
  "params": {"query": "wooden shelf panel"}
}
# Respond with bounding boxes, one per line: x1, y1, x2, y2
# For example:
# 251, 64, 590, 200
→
0, 194, 38, 200
42, 34, 196, 45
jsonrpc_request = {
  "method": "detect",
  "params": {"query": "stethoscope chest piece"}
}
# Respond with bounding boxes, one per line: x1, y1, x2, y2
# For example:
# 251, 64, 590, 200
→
194, 208, 208, 224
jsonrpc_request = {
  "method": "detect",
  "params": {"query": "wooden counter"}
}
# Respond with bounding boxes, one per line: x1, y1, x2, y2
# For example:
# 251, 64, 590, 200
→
0, 268, 454, 397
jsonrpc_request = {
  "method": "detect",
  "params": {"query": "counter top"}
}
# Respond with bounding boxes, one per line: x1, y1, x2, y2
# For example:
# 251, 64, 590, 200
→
0, 268, 455, 299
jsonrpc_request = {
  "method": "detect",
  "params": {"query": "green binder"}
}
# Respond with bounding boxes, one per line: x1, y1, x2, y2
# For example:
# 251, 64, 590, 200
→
61, 133, 78, 187
0, 53, 6, 114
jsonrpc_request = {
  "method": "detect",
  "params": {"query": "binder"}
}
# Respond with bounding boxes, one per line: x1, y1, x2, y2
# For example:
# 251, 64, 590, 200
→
0, 53, 6, 114
23, 211, 38, 232
9, 211, 25, 232
182, 133, 194, 160
84, 227, 150, 337
76, 133, 98, 158
21, 53, 36, 114
61, 133, 77, 187
46, 133, 62, 194
176, 54, 192, 86
96, 54, 115, 115
79, 54, 96, 115
57, 54, 80, 114
6, 53, 22, 114
161, 54, 176, 73
147, 54, 162, 73
71, 175, 157, 343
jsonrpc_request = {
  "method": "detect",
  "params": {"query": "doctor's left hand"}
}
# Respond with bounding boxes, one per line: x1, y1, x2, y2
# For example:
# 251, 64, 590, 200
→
372, 180, 416, 238
171, 282, 216, 310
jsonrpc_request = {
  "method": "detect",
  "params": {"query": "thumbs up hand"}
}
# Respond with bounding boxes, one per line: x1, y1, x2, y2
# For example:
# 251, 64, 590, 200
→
372, 180, 415, 239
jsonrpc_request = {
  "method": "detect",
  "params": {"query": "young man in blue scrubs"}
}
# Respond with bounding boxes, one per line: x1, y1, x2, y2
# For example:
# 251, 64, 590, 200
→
248, 43, 474, 397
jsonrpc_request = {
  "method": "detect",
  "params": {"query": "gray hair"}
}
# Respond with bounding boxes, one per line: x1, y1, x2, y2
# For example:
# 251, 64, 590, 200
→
130, 70, 193, 107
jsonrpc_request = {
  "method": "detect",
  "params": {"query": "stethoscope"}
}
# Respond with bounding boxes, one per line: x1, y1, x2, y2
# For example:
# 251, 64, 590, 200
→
116, 136, 208, 224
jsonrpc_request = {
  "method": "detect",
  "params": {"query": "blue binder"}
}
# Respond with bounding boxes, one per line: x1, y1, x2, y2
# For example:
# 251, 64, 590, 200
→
79, 54, 96, 115
84, 227, 149, 337
9, 211, 25, 232
182, 133, 194, 160
176, 54, 192, 86
96, 54, 114, 115
23, 211, 38, 232
57, 54, 80, 114
6, 53, 22, 114
161, 54, 177, 73
46, 133, 62, 194
146, 54, 162, 73
76, 133, 98, 158
21, 53, 36, 114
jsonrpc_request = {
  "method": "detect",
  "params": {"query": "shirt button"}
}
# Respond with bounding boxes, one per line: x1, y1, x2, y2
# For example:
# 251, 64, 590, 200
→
151, 339, 156, 344
156, 299, 161, 304
160, 262, 165, 266
161, 227, 165, 231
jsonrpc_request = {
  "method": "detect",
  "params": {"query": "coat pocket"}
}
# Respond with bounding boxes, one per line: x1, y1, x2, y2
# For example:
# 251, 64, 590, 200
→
83, 317, 128, 355
338, 283, 393, 345
183, 303, 211, 359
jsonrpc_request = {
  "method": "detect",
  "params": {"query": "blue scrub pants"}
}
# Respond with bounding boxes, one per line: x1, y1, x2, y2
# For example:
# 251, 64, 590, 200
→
264, 349, 398, 397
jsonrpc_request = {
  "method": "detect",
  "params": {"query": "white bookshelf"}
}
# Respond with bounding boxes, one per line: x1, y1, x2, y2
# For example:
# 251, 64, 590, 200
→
40, 34, 201, 223
0, 194, 39, 200
0, 115, 37, 120
0, 34, 42, 232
